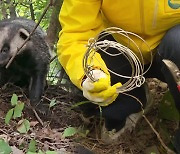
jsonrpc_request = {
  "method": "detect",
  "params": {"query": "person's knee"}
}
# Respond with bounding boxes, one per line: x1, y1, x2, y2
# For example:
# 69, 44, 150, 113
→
102, 93, 144, 121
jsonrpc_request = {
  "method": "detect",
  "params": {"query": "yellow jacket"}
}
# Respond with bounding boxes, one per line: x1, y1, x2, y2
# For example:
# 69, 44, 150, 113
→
57, 0, 180, 89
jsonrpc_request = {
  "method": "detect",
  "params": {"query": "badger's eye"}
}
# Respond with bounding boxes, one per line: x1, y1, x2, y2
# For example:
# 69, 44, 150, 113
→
1, 46, 9, 53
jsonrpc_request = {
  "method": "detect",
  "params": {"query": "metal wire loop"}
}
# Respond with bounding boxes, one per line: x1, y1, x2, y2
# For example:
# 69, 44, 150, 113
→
83, 27, 152, 93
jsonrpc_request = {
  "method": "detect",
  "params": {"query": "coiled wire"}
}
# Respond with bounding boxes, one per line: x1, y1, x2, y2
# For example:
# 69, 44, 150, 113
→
83, 27, 152, 93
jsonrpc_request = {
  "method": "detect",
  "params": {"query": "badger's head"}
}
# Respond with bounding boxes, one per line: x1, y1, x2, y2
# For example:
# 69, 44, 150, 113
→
0, 25, 30, 66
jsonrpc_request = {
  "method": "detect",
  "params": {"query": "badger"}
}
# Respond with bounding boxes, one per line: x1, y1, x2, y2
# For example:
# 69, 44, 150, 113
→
0, 18, 51, 113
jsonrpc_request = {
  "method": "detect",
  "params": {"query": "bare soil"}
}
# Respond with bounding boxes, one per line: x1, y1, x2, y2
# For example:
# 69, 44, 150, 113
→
0, 79, 177, 154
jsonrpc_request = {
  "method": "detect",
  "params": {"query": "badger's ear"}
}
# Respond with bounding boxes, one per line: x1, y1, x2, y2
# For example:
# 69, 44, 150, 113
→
18, 28, 30, 40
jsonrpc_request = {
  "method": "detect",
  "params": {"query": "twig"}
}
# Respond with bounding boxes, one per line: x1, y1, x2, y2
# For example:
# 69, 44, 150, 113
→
42, 95, 51, 102
25, 99, 44, 126
0, 128, 8, 135
122, 92, 175, 154
50, 55, 57, 63
32, 109, 44, 126
6, 0, 54, 69
142, 115, 175, 154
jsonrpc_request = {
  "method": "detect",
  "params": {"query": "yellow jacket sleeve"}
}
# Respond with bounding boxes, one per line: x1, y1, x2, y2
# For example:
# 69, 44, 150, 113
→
57, 0, 108, 90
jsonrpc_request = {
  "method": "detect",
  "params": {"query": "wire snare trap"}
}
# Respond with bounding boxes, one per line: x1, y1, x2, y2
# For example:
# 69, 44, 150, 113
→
83, 27, 153, 93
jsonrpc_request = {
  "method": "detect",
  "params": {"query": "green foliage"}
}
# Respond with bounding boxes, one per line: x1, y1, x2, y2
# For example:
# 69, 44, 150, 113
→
0, 0, 53, 31
158, 91, 179, 146
49, 99, 57, 108
5, 94, 30, 134
159, 91, 179, 121
62, 127, 78, 138
13, 102, 24, 119
5, 108, 14, 124
46, 151, 58, 154
5, 94, 25, 124
27, 150, 58, 154
47, 58, 62, 85
17, 119, 30, 133
62, 126, 89, 138
28, 139, 37, 153
31, 0, 52, 29
0, 139, 12, 154
11, 93, 18, 106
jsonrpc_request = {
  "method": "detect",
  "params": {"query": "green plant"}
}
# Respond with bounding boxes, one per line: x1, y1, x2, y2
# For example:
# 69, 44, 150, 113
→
62, 126, 89, 138
0, 139, 12, 154
5, 93, 30, 133
49, 99, 57, 108
27, 139, 58, 154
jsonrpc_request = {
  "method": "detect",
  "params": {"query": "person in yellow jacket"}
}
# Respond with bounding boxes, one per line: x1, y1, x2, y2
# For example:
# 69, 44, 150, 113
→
57, 0, 180, 150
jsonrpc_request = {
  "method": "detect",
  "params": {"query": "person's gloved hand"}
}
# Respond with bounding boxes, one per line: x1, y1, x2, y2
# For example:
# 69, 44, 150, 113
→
82, 69, 122, 106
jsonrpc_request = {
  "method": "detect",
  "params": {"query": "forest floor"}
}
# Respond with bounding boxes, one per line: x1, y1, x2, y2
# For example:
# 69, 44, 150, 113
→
0, 78, 178, 154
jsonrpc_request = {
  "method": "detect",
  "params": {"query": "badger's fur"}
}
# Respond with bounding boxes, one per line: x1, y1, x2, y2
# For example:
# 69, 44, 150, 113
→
0, 18, 51, 112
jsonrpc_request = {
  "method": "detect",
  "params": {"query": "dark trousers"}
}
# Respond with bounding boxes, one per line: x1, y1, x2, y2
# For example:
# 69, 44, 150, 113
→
97, 25, 180, 131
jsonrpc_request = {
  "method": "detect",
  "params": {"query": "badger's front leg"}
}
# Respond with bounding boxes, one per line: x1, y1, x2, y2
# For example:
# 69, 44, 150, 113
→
0, 69, 5, 86
0, 68, 9, 86
29, 68, 48, 114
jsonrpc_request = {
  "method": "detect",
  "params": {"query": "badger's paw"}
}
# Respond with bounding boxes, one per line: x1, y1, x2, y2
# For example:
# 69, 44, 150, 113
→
34, 102, 51, 117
